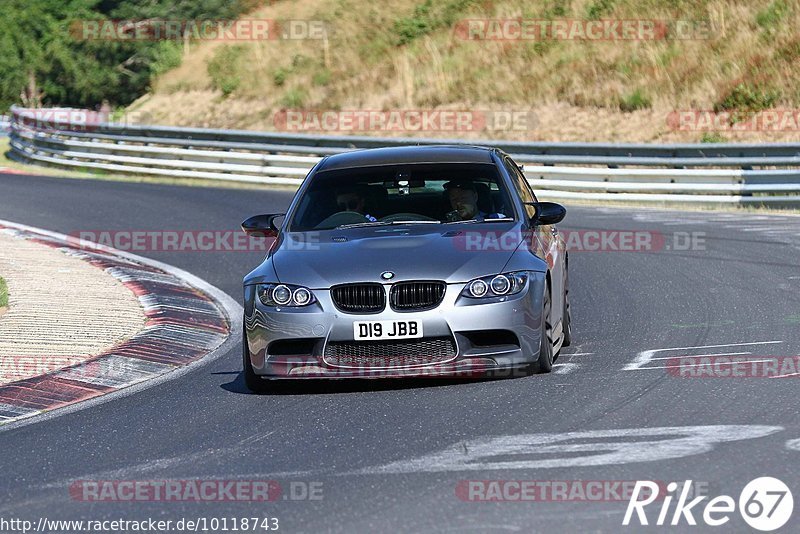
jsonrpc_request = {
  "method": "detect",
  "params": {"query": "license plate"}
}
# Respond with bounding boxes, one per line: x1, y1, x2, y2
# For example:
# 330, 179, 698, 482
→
353, 320, 423, 340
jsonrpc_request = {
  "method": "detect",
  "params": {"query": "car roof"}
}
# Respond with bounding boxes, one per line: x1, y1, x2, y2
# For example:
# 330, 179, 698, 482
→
315, 145, 498, 172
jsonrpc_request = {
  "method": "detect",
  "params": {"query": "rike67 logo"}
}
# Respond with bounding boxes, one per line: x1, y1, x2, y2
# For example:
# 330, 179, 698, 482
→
623, 477, 793, 531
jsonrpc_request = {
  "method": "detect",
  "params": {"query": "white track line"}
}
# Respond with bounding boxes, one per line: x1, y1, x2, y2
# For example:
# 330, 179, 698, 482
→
647, 351, 752, 361
553, 363, 580, 374
769, 372, 800, 379
623, 341, 783, 371
629, 359, 774, 371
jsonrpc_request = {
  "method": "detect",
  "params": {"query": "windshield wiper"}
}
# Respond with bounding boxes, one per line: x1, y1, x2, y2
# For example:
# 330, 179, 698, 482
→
444, 217, 515, 225
335, 220, 440, 229
335, 221, 394, 229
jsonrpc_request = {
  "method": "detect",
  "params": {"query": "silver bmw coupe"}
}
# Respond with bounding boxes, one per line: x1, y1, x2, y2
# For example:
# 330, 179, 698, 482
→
241, 145, 570, 390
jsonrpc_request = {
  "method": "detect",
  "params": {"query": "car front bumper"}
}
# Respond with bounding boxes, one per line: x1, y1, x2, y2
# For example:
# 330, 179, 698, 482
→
243, 274, 546, 379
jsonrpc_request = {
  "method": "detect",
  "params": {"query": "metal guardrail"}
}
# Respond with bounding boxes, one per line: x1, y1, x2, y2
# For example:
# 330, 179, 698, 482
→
8, 106, 800, 206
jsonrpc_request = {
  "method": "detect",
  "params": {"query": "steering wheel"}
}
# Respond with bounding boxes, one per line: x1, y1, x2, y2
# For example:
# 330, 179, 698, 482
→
379, 213, 437, 223
315, 211, 369, 229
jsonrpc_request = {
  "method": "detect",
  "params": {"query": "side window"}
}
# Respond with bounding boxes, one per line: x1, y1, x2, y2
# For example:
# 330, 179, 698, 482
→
503, 157, 537, 219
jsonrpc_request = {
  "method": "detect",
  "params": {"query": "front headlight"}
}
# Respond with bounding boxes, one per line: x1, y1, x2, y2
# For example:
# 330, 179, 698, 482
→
461, 272, 528, 299
257, 283, 316, 307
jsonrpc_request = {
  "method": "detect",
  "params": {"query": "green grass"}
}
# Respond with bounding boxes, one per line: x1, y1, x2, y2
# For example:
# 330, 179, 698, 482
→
700, 132, 728, 143
619, 89, 652, 112
0, 277, 8, 309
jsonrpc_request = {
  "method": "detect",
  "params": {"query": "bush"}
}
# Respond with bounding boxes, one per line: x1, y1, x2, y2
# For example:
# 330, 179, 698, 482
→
312, 69, 332, 86
394, 0, 434, 45
281, 88, 307, 108
150, 41, 183, 79
714, 82, 780, 112
273, 67, 291, 87
619, 89, 651, 112
586, 0, 615, 20
700, 132, 727, 143
394, 0, 477, 45
207, 45, 247, 97
756, 1, 788, 32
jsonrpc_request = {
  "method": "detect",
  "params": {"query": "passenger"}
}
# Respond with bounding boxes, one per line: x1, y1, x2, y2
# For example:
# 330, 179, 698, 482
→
443, 179, 506, 222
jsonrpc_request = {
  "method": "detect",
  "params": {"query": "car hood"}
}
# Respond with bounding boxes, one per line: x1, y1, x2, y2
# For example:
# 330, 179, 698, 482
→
268, 224, 523, 288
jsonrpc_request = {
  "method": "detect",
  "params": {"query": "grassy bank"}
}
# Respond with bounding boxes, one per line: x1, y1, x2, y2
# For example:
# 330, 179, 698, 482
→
130, 0, 800, 143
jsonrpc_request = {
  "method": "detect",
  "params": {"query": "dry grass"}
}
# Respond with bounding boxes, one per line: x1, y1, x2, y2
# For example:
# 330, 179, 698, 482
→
132, 0, 800, 142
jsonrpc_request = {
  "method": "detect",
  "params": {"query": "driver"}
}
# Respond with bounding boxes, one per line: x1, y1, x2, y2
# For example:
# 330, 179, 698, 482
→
444, 179, 506, 222
335, 185, 377, 222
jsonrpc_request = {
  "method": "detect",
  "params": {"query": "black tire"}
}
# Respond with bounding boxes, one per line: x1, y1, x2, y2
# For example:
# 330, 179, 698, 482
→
561, 290, 572, 348
243, 328, 270, 393
561, 257, 572, 349
535, 286, 554, 373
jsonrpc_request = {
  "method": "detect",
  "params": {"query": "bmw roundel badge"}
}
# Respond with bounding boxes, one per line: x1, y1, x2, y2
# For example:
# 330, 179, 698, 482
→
380, 271, 395, 280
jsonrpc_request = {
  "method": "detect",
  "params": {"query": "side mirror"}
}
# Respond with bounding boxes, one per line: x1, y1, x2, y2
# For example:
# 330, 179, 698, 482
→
527, 202, 566, 226
241, 213, 285, 237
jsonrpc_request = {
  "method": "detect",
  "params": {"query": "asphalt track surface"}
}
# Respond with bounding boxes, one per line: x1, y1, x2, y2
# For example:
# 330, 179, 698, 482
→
1, 173, 800, 533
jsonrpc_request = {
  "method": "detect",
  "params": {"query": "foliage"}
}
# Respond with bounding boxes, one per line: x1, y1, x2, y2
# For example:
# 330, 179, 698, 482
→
0, 0, 263, 111
394, 0, 478, 45
700, 132, 727, 143
207, 45, 247, 96
714, 82, 780, 113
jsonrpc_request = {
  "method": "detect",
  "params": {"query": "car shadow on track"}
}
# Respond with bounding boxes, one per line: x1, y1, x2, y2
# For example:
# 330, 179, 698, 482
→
217, 370, 510, 395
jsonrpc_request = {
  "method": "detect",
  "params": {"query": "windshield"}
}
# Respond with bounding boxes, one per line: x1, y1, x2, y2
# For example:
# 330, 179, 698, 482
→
289, 163, 515, 231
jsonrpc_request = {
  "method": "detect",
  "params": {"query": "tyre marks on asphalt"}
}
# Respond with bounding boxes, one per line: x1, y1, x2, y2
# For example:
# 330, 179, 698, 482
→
553, 352, 594, 374
351, 425, 783, 474
623, 209, 800, 248
0, 222, 231, 426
